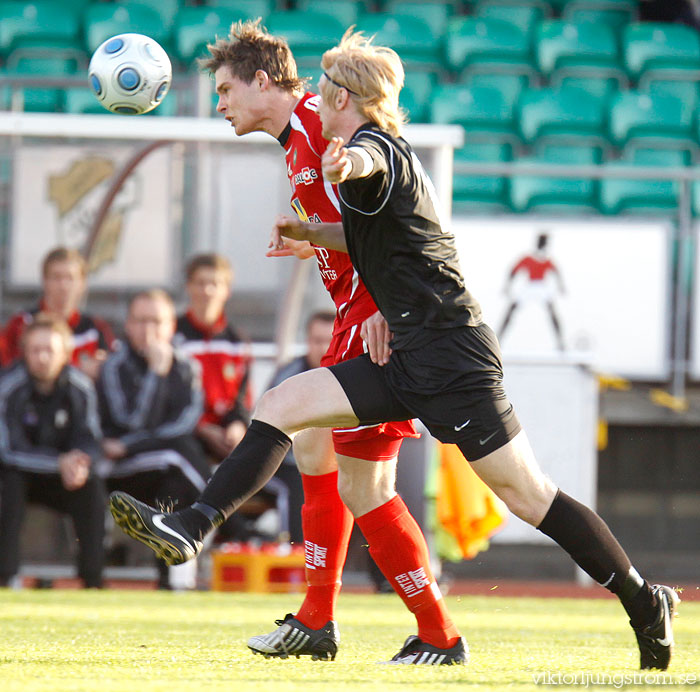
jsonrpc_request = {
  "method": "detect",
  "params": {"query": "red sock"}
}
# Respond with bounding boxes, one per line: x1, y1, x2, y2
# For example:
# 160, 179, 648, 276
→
295, 471, 354, 630
356, 495, 461, 649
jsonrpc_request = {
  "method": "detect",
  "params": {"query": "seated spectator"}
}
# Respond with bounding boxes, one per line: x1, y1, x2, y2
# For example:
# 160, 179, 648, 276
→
0, 316, 106, 588
1, 247, 115, 380
174, 253, 253, 461
98, 289, 209, 590
265, 311, 335, 543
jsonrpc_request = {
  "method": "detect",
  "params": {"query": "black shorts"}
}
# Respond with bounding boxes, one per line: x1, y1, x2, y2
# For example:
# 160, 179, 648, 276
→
327, 323, 521, 461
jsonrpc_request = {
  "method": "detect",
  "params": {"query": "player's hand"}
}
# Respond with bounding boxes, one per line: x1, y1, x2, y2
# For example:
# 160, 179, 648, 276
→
58, 450, 90, 491
322, 137, 352, 184
271, 214, 309, 253
224, 420, 247, 449
77, 350, 107, 380
266, 236, 316, 260
144, 340, 173, 376
196, 423, 234, 460
361, 310, 393, 366
102, 438, 127, 460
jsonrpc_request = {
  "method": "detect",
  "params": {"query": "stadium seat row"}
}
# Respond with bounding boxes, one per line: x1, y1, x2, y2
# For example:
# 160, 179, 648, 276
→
430, 84, 700, 155
453, 143, 697, 215
0, 0, 667, 77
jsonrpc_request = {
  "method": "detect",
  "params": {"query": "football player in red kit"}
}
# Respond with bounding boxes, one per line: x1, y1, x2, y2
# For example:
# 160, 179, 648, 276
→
194, 20, 460, 661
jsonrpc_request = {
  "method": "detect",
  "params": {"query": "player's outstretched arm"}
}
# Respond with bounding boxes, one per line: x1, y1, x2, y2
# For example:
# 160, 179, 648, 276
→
272, 214, 348, 252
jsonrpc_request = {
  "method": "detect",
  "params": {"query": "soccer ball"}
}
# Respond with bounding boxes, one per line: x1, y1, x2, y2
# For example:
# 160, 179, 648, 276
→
88, 33, 172, 115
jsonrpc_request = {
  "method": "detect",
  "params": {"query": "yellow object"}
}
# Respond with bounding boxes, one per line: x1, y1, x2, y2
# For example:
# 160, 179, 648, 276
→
436, 443, 508, 559
649, 388, 688, 412
210, 549, 306, 593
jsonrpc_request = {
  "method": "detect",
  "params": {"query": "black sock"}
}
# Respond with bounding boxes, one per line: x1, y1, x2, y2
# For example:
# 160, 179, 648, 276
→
538, 489, 658, 627
177, 420, 292, 541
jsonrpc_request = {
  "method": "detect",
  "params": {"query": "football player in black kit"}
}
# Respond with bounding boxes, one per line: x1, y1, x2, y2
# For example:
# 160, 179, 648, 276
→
110, 31, 679, 668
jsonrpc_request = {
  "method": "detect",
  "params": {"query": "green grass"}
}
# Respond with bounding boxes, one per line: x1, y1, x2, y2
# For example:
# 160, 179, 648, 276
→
0, 590, 698, 691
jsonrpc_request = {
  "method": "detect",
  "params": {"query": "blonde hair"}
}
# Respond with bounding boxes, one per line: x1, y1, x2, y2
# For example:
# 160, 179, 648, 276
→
21, 313, 74, 356
321, 29, 406, 136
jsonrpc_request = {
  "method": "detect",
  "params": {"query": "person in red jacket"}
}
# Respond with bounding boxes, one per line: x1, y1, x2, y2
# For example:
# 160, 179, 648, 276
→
1, 247, 115, 380
190, 20, 453, 662
174, 253, 253, 461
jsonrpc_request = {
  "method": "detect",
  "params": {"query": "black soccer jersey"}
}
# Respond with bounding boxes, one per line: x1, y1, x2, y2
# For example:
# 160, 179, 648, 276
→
338, 124, 483, 350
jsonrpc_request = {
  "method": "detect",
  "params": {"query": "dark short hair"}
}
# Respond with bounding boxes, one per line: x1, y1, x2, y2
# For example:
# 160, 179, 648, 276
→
42, 246, 87, 278
199, 18, 307, 93
128, 289, 175, 315
306, 310, 335, 332
185, 253, 233, 282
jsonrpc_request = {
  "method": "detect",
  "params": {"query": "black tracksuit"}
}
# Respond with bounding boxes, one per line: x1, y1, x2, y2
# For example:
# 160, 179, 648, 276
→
97, 343, 209, 510
0, 363, 106, 587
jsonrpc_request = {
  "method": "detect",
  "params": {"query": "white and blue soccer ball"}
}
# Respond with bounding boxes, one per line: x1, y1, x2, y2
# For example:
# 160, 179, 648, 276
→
88, 33, 172, 115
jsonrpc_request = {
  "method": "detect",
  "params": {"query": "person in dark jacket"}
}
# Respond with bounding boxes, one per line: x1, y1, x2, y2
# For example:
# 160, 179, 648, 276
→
0, 315, 106, 588
98, 289, 208, 590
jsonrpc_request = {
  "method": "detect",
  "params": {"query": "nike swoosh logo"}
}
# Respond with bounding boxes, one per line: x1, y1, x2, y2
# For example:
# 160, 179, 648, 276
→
153, 514, 194, 549
479, 431, 498, 446
656, 595, 673, 647
454, 419, 471, 431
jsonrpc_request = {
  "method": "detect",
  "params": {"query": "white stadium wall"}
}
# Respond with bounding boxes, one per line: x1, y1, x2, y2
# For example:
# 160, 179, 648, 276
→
452, 217, 673, 380
11, 144, 178, 287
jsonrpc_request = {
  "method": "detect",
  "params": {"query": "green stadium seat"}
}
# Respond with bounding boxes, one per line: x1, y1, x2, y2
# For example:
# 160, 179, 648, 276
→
118, 0, 181, 31
509, 144, 600, 212
691, 180, 700, 217
294, 0, 363, 27
64, 87, 112, 115
608, 90, 695, 153
4, 38, 88, 72
534, 20, 621, 77
382, 0, 454, 37
562, 2, 636, 29
84, 3, 169, 54
0, 1, 80, 56
205, 0, 275, 17
445, 17, 534, 77
4, 56, 78, 112
174, 7, 238, 65
266, 10, 345, 67
355, 13, 441, 69
452, 141, 512, 212
462, 72, 529, 108
430, 84, 517, 143
400, 71, 437, 123
644, 78, 700, 111
599, 148, 686, 215
555, 74, 624, 100
550, 0, 636, 12
623, 23, 700, 80
474, 2, 546, 36
517, 87, 606, 146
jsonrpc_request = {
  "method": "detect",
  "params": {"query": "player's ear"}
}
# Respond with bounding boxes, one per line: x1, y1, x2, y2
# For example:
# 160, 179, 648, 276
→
336, 87, 349, 109
255, 69, 270, 90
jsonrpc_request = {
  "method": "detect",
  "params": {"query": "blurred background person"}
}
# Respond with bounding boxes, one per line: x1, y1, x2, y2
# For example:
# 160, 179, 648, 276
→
0, 315, 106, 588
1, 247, 115, 380
98, 289, 208, 590
174, 253, 253, 462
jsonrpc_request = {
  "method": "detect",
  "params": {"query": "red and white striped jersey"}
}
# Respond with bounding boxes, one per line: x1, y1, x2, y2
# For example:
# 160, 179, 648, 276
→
278, 93, 377, 335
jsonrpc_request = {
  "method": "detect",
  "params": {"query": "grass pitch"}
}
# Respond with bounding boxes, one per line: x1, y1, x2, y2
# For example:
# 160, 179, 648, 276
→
0, 589, 698, 692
